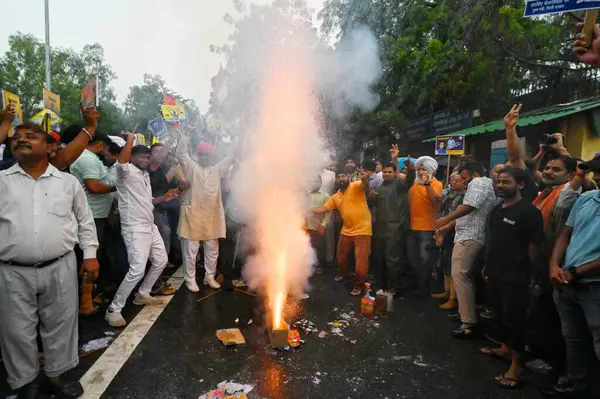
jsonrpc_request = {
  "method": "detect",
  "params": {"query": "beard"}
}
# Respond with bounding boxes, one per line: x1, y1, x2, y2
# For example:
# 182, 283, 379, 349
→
497, 188, 518, 199
336, 181, 350, 190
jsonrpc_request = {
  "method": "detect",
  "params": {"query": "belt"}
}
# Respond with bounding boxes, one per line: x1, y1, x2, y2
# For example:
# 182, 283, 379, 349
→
1, 253, 69, 268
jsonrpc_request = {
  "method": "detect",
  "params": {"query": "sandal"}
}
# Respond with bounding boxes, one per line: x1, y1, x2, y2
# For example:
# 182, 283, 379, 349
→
350, 288, 362, 296
479, 347, 511, 363
493, 374, 526, 390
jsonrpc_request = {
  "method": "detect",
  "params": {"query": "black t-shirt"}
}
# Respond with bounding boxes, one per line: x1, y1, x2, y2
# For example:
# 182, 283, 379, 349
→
485, 199, 544, 284
521, 168, 539, 203
149, 165, 179, 210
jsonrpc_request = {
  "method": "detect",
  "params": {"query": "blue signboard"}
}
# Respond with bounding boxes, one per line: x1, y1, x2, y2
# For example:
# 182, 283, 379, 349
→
525, 0, 600, 17
404, 108, 472, 140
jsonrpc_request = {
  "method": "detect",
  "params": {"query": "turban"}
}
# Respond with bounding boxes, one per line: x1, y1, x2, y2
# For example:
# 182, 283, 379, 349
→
415, 156, 438, 174
195, 142, 215, 154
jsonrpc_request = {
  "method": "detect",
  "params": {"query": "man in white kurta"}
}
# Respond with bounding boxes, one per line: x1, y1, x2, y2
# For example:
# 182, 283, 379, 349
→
177, 136, 234, 292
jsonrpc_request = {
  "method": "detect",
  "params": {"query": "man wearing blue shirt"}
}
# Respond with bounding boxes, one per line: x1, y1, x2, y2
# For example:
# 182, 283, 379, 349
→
541, 191, 600, 397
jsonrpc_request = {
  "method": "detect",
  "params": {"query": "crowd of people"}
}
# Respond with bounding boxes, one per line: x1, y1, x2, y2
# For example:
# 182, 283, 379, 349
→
0, 24, 599, 399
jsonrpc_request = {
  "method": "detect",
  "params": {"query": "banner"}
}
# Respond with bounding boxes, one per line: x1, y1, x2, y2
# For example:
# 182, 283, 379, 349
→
435, 134, 465, 156
29, 109, 63, 133
81, 76, 100, 108
1, 90, 23, 137
43, 88, 61, 114
524, 0, 600, 17
148, 115, 168, 141
161, 104, 186, 122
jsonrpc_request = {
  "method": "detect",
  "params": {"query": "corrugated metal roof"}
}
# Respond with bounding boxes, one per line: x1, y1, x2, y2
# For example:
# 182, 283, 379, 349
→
422, 97, 600, 142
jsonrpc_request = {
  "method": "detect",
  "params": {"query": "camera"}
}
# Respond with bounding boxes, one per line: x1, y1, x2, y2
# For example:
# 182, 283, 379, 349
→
539, 133, 558, 145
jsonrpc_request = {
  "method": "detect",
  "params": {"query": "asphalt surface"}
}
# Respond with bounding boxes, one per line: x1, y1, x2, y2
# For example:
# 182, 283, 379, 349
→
1, 268, 598, 399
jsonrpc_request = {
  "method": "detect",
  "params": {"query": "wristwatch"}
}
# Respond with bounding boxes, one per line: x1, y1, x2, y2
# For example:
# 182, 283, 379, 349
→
565, 266, 582, 281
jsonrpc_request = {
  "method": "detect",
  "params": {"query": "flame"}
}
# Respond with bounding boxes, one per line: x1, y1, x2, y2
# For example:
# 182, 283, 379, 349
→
243, 36, 321, 331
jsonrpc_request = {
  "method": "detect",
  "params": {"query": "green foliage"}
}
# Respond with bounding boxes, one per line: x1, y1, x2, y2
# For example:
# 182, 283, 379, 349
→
319, 0, 582, 145
0, 32, 200, 137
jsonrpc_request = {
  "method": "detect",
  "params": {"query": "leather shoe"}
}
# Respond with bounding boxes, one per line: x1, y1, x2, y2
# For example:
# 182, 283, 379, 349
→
15, 382, 38, 399
40, 378, 84, 398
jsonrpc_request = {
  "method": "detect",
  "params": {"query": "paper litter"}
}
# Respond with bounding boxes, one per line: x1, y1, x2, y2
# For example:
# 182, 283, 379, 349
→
198, 380, 254, 399
292, 319, 317, 334
81, 337, 114, 353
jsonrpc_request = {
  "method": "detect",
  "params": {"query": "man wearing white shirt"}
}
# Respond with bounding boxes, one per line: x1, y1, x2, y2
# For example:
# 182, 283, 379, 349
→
321, 166, 337, 264
105, 133, 178, 327
0, 122, 99, 398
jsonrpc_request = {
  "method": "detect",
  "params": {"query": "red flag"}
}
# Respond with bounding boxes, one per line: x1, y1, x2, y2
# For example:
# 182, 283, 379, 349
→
163, 93, 176, 105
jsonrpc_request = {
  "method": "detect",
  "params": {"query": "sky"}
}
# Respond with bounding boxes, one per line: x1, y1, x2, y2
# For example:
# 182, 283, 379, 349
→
0, 0, 325, 113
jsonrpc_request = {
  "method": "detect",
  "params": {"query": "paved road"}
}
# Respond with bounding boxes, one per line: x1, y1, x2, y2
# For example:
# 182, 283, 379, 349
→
1, 267, 597, 398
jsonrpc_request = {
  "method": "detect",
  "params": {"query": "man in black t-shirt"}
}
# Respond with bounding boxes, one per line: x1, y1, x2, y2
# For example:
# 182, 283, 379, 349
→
479, 168, 544, 390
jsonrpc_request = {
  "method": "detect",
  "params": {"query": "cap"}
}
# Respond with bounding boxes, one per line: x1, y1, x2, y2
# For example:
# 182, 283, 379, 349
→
579, 153, 600, 171
195, 142, 215, 154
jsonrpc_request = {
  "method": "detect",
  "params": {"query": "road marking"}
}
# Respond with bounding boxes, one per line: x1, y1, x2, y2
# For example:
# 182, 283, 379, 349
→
79, 267, 184, 399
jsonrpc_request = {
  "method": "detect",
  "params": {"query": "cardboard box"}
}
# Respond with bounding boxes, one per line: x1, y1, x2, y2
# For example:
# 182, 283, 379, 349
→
268, 320, 290, 349
375, 295, 387, 314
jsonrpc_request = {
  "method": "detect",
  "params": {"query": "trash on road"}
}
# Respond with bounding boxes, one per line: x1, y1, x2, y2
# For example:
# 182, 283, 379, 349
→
198, 380, 254, 399
292, 319, 317, 334
216, 329, 246, 346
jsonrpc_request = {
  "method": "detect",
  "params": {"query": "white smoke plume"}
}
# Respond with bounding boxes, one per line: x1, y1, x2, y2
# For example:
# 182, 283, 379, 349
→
215, 0, 381, 324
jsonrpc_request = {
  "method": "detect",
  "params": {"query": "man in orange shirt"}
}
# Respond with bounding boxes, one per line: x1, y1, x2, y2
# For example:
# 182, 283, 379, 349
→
407, 156, 443, 297
313, 170, 371, 296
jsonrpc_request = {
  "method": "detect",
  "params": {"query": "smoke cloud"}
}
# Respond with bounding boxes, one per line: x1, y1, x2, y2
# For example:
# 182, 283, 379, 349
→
216, 0, 381, 323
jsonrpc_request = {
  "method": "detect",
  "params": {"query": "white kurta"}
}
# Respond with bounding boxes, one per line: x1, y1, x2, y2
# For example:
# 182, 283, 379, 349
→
177, 138, 233, 241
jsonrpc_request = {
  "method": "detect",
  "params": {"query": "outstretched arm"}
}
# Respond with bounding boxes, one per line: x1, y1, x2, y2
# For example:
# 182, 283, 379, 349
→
504, 104, 526, 170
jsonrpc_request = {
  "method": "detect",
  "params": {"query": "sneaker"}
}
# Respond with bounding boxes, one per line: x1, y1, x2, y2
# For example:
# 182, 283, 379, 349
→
538, 380, 587, 397
525, 358, 554, 375
105, 309, 127, 327
133, 293, 163, 306
204, 276, 221, 289
186, 280, 200, 293
480, 309, 495, 319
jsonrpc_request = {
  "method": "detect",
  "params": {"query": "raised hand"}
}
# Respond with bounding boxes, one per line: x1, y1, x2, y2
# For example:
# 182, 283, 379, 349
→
573, 22, 600, 67
0, 104, 16, 124
82, 105, 100, 132
503, 104, 522, 129
390, 144, 400, 159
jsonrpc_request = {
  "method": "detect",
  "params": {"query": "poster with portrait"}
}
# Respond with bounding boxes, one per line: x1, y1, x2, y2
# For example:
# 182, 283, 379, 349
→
435, 134, 465, 156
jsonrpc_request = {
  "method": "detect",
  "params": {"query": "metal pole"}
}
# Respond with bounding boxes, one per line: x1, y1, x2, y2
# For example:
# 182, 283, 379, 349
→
44, 0, 51, 90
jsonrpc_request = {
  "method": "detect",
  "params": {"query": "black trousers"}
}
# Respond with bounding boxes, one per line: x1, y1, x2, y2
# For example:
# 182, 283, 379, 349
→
374, 231, 406, 291
488, 278, 529, 352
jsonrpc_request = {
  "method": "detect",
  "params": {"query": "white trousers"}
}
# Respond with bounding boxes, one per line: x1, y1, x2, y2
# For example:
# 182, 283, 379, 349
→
181, 239, 219, 282
109, 225, 168, 313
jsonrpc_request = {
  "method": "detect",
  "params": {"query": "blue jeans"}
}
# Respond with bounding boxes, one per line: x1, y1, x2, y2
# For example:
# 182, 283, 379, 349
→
553, 282, 600, 390
153, 208, 181, 259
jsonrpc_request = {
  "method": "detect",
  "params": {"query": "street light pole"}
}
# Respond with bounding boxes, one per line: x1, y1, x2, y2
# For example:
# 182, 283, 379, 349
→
44, 0, 51, 90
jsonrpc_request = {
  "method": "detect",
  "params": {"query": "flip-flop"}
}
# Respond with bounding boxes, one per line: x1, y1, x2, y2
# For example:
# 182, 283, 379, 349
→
350, 288, 362, 296
334, 276, 344, 282
479, 347, 511, 363
493, 374, 526, 390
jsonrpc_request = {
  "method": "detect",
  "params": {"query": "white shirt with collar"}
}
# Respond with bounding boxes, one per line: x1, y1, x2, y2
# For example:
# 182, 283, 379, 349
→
0, 163, 98, 263
115, 161, 154, 234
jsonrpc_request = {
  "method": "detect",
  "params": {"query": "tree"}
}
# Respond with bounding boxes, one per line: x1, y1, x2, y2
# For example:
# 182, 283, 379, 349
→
319, 0, 584, 149
123, 73, 201, 135
0, 32, 123, 133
